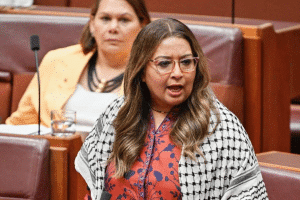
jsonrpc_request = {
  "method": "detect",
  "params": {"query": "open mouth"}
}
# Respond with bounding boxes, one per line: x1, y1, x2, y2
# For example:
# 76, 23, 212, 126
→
167, 85, 183, 93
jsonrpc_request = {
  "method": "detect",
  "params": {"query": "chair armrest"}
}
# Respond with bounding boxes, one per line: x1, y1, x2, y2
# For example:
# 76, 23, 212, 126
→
0, 71, 11, 82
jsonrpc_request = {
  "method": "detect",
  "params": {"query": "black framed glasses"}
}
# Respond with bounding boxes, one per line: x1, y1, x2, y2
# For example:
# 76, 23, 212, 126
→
149, 57, 199, 74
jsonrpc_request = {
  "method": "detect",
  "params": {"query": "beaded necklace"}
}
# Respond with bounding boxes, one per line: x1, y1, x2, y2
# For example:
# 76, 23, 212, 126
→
88, 53, 124, 93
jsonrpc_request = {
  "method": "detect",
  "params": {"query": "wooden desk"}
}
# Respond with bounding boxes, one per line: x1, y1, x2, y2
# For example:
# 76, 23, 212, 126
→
257, 151, 300, 172
0, 133, 86, 200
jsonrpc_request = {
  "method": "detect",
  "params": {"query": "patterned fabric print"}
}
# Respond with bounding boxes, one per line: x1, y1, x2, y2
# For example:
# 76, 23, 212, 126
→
178, 103, 268, 199
75, 96, 269, 200
104, 110, 182, 199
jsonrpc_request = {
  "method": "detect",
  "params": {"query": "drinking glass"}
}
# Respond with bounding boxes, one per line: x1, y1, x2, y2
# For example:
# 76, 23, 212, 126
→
51, 110, 76, 137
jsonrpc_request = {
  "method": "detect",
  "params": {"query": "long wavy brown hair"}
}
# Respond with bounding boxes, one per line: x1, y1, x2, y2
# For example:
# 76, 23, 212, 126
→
110, 18, 220, 178
79, 0, 151, 54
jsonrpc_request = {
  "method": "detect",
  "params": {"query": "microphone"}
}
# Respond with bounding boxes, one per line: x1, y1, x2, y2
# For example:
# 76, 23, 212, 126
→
30, 35, 41, 135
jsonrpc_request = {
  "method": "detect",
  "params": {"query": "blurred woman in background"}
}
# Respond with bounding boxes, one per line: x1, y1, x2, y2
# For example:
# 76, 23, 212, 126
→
6, 0, 150, 133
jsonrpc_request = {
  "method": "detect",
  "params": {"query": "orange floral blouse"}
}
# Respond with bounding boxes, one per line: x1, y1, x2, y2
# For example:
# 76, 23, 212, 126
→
105, 110, 182, 199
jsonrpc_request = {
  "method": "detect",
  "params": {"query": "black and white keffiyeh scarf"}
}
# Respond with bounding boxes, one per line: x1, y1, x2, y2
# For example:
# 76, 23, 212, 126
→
75, 96, 268, 200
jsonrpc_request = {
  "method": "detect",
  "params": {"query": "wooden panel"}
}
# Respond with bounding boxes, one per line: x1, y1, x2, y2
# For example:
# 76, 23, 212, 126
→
258, 26, 291, 152
34, 0, 68, 6
280, 26, 300, 100
0, 82, 11, 123
210, 83, 244, 123
68, 0, 300, 22
242, 36, 262, 153
11, 73, 34, 113
31, 0, 299, 22
145, 0, 232, 17
236, 0, 300, 22
50, 147, 68, 200
145, 0, 300, 22
69, 0, 92, 8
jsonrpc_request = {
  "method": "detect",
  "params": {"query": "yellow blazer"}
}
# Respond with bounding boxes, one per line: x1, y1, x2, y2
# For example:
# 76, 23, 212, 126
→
6, 44, 94, 127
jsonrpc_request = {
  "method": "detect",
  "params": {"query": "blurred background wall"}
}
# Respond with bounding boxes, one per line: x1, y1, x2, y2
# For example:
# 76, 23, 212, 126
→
33, 0, 300, 22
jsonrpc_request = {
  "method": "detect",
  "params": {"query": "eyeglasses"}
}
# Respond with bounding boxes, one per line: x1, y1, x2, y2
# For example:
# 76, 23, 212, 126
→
149, 57, 199, 74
